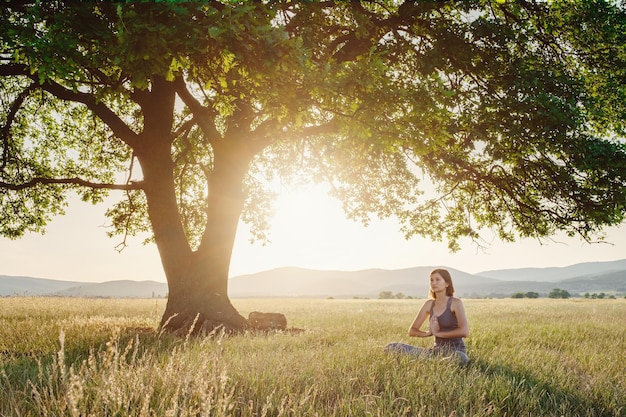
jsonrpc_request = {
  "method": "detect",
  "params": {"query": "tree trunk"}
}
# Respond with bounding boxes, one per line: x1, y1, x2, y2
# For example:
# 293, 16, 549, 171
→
157, 184, 251, 335
130, 77, 256, 336
137, 129, 253, 335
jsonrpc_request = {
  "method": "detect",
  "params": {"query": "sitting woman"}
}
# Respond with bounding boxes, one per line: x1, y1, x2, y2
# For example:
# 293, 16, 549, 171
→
385, 268, 469, 365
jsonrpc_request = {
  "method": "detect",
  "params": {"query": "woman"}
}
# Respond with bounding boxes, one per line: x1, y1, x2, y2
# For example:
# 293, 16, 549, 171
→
385, 268, 469, 365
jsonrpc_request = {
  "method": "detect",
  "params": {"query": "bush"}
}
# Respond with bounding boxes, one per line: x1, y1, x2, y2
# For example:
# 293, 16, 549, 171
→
548, 288, 571, 299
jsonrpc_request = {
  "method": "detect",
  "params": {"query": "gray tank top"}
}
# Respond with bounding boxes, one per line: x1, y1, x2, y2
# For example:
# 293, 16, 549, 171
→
430, 297, 465, 350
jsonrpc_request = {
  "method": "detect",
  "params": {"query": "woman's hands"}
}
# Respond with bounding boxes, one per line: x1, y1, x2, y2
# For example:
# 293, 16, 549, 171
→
409, 316, 438, 338
407, 299, 439, 338
408, 298, 469, 339
429, 315, 440, 336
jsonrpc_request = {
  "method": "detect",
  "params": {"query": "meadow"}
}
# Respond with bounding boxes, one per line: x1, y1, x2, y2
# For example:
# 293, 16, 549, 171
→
0, 297, 624, 417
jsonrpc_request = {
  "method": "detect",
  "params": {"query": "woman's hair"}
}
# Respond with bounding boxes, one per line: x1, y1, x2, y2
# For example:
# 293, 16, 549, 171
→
428, 268, 455, 299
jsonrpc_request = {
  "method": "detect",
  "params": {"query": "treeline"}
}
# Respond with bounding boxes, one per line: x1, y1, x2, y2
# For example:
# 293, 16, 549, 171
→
377, 289, 624, 300
512, 289, 573, 298
512, 289, 623, 299
511, 291, 540, 299
582, 292, 620, 299
378, 291, 415, 300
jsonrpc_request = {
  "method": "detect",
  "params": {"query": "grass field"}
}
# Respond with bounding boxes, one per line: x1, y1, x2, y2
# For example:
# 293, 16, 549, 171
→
0, 297, 624, 416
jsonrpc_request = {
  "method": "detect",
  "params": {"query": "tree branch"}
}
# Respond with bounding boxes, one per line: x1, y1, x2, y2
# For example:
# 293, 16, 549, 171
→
298, 119, 338, 138
330, 1, 427, 63
173, 76, 221, 143
33, 77, 140, 149
1, 83, 37, 170
0, 177, 144, 191
0, 63, 29, 76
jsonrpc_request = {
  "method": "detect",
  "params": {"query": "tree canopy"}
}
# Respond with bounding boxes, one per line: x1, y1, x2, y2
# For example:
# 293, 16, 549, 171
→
1, 0, 625, 332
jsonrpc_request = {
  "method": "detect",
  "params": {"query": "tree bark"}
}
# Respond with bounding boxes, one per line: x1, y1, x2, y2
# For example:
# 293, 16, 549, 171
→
158, 178, 251, 335
138, 130, 253, 334
123, 76, 258, 336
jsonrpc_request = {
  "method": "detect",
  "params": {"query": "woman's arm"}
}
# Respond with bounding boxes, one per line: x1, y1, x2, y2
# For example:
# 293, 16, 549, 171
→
431, 298, 469, 339
408, 300, 434, 337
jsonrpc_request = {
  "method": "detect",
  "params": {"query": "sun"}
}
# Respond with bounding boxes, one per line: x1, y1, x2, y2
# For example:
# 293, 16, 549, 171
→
230, 184, 363, 274
231, 182, 425, 276
270, 185, 345, 249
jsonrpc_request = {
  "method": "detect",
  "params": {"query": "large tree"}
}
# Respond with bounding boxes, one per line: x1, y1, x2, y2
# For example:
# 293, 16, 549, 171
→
1, 1, 625, 334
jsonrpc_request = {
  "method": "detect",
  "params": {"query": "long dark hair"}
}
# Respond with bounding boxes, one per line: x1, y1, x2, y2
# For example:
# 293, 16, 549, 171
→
429, 268, 455, 299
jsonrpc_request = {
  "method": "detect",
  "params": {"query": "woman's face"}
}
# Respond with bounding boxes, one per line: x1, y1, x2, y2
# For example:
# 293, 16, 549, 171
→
430, 272, 448, 294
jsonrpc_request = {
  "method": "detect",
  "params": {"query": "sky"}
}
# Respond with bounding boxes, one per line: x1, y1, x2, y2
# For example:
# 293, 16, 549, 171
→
0, 186, 625, 283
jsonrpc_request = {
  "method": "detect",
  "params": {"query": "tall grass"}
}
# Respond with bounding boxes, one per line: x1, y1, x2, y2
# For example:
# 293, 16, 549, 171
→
0, 297, 624, 416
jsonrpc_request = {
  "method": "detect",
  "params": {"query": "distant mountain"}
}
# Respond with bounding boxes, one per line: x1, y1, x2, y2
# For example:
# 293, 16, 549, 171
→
0, 276, 84, 296
558, 270, 626, 294
0, 276, 168, 298
1, 259, 625, 298
229, 264, 625, 298
227, 266, 499, 298
476, 270, 626, 297
477, 259, 626, 282
55, 280, 168, 298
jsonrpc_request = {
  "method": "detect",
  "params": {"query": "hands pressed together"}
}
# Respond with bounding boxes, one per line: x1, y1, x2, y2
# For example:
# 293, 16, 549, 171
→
429, 315, 440, 337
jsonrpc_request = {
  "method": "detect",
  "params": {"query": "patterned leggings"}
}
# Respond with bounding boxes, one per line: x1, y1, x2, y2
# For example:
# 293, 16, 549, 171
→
385, 342, 469, 366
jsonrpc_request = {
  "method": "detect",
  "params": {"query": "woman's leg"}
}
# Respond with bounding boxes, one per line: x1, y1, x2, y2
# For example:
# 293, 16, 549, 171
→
436, 348, 469, 366
384, 342, 431, 358
453, 350, 469, 366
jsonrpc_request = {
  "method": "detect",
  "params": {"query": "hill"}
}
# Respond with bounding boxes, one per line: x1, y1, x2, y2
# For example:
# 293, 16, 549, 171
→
0, 276, 84, 296
477, 259, 626, 281
227, 266, 498, 298
557, 270, 626, 294
1, 259, 625, 298
55, 280, 169, 298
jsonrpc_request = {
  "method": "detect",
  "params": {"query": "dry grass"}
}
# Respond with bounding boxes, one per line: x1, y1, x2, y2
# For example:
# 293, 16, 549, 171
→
1, 297, 624, 416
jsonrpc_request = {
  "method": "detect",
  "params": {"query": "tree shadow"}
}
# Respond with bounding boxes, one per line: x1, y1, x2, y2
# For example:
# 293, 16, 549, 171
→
467, 357, 618, 417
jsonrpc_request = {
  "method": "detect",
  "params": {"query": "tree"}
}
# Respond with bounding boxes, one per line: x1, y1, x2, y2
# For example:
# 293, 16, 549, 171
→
548, 288, 571, 299
2, 1, 626, 334
379, 291, 394, 300
511, 291, 539, 298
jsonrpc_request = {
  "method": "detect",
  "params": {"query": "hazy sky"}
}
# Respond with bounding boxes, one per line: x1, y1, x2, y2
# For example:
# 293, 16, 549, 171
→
1, 186, 624, 283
